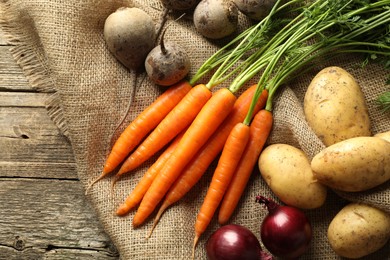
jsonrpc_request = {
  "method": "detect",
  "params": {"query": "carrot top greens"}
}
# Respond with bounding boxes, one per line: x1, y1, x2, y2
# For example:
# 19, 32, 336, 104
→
254, 0, 390, 115
189, 0, 390, 121
377, 91, 390, 112
189, 0, 304, 88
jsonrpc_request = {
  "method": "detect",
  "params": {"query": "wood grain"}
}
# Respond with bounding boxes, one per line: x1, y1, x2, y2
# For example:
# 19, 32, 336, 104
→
0, 46, 32, 91
0, 28, 119, 259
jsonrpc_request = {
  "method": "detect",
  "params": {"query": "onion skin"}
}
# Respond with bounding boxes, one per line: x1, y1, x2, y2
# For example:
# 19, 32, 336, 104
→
256, 196, 312, 259
205, 224, 267, 260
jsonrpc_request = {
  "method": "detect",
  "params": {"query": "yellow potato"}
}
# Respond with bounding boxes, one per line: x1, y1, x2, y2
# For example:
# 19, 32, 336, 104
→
375, 130, 390, 143
304, 66, 371, 146
311, 136, 390, 192
328, 203, 390, 259
258, 144, 327, 209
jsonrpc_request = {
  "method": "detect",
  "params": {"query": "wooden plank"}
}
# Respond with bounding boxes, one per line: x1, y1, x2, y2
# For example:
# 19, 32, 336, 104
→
0, 178, 119, 259
0, 27, 8, 45
0, 161, 77, 179
0, 247, 118, 260
0, 25, 119, 260
0, 106, 60, 135
0, 106, 75, 179
0, 45, 33, 91
0, 46, 21, 74
0, 106, 64, 138
0, 92, 50, 107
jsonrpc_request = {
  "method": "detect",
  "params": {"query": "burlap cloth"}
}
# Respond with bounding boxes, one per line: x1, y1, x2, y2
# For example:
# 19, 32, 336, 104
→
1, 0, 389, 259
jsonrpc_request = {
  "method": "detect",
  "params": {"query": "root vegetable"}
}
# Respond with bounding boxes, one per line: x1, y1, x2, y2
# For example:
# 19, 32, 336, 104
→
205, 224, 272, 260
193, 0, 238, 39
233, 0, 276, 21
145, 28, 191, 86
258, 143, 327, 209
311, 136, 390, 192
374, 130, 390, 143
104, 7, 156, 71
132, 87, 236, 227
256, 196, 312, 259
328, 203, 390, 259
303, 66, 371, 146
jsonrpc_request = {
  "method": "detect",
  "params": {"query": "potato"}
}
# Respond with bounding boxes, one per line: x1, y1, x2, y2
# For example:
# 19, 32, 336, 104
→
328, 203, 390, 258
258, 144, 327, 209
311, 136, 390, 192
375, 130, 390, 143
104, 7, 156, 70
304, 66, 371, 146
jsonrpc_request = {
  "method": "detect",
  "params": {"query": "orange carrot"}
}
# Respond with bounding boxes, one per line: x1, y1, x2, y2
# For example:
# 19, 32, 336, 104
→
115, 84, 212, 179
116, 129, 185, 216
87, 81, 191, 190
105, 80, 191, 174
218, 109, 273, 225
192, 122, 251, 258
148, 87, 268, 235
132, 87, 237, 227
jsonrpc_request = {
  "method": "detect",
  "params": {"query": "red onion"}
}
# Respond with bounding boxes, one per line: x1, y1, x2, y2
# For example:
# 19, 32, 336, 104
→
205, 224, 273, 260
255, 196, 312, 259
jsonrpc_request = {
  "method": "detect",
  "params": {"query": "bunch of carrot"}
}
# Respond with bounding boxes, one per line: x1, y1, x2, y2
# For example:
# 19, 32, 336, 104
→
89, 0, 288, 201
91, 0, 390, 258
88, 0, 287, 190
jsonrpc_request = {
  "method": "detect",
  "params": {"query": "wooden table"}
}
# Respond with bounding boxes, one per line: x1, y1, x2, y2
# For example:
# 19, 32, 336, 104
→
0, 29, 119, 259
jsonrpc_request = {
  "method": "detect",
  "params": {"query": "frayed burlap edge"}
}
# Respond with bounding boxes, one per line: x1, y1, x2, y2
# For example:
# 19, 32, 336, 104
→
0, 1, 70, 138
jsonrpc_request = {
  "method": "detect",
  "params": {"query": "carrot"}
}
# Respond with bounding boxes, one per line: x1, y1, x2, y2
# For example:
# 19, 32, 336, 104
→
132, 87, 237, 227
147, 87, 268, 236
115, 84, 212, 179
105, 80, 191, 174
87, 81, 192, 189
218, 109, 273, 225
116, 129, 185, 216
192, 122, 251, 258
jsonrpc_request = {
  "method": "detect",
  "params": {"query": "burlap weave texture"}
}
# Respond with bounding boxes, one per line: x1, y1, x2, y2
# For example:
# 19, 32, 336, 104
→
1, 0, 389, 259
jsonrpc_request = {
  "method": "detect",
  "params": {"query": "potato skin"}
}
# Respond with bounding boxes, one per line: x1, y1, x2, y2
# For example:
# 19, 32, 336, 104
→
258, 144, 327, 209
304, 66, 371, 146
375, 130, 390, 143
328, 203, 390, 259
311, 136, 390, 192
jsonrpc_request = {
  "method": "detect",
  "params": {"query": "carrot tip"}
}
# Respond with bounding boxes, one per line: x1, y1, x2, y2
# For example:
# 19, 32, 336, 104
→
85, 172, 107, 195
192, 234, 200, 260
116, 204, 130, 216
146, 213, 160, 238
147, 200, 172, 238
132, 220, 141, 229
218, 212, 230, 225
111, 175, 121, 192
146, 222, 156, 239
